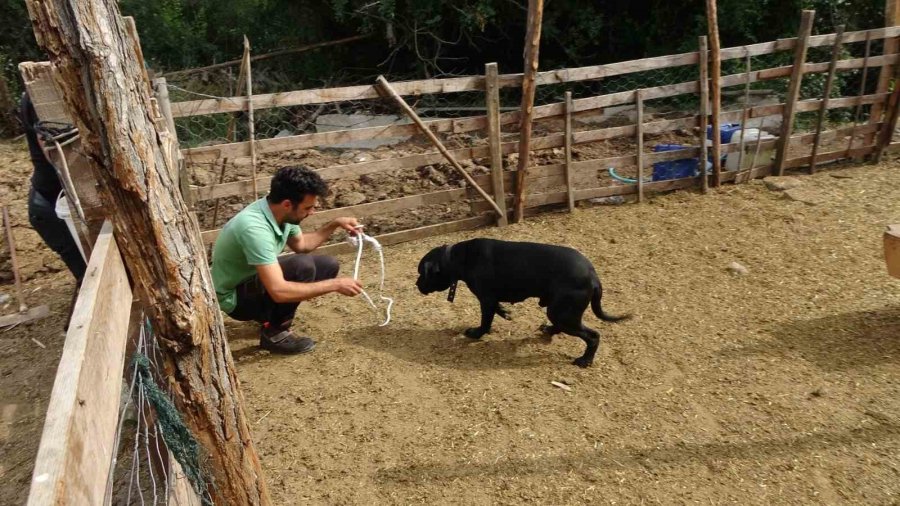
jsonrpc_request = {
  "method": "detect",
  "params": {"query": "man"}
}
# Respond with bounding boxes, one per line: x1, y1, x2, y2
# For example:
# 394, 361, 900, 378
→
18, 92, 87, 284
212, 165, 363, 354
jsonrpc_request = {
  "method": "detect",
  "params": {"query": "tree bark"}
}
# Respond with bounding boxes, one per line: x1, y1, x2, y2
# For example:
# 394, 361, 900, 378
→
25, 1, 270, 504
512, 0, 544, 222
706, 0, 722, 186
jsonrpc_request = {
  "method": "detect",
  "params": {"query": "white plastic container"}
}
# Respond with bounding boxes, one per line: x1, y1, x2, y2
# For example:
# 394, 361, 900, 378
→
724, 129, 776, 171
55, 191, 87, 261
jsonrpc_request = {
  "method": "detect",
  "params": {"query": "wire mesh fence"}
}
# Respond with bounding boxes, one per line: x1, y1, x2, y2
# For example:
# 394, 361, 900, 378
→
166, 28, 898, 236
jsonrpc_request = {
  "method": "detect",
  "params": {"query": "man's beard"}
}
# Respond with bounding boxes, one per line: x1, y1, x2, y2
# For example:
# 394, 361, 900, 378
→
284, 215, 302, 225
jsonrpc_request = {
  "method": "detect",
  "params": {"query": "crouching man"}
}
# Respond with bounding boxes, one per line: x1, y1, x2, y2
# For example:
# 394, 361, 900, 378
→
212, 166, 363, 354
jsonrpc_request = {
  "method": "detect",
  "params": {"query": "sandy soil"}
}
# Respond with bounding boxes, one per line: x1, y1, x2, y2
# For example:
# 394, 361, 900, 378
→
2, 136, 899, 504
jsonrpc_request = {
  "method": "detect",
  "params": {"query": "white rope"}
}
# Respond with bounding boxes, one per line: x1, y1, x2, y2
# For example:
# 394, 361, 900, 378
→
347, 226, 394, 326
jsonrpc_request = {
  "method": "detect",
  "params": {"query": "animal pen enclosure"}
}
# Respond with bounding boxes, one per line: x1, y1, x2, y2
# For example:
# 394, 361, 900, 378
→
17, 9, 900, 505
168, 24, 900, 257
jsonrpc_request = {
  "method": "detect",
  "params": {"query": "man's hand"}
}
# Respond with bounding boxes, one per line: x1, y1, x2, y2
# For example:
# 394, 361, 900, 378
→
332, 217, 360, 235
331, 277, 363, 296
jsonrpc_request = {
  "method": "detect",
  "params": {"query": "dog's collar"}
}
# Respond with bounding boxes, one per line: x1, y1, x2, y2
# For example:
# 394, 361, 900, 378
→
444, 244, 458, 302
447, 281, 458, 302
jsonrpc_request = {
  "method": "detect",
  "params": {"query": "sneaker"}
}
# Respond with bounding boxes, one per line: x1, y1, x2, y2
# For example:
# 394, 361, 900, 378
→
259, 329, 317, 354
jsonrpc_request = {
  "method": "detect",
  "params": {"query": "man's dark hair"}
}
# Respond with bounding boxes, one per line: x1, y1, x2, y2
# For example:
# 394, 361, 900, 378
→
267, 166, 328, 205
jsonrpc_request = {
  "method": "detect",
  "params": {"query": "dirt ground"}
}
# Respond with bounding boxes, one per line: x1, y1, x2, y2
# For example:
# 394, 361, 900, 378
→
2, 136, 899, 504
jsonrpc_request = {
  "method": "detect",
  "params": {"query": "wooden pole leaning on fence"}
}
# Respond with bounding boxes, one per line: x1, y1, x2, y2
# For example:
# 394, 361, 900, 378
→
699, 36, 710, 194
706, 0, 723, 186
513, 0, 545, 222
775, 9, 816, 176
810, 25, 845, 174
375, 76, 505, 218
244, 36, 260, 198
564, 91, 575, 212
25, 1, 271, 504
485, 63, 509, 225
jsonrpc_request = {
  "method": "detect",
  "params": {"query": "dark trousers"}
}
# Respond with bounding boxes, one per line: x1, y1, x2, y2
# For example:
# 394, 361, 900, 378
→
28, 188, 87, 283
228, 254, 340, 328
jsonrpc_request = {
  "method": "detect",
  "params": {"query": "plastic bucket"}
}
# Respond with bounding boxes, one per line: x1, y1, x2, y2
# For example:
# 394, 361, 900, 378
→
55, 192, 87, 261
652, 144, 700, 181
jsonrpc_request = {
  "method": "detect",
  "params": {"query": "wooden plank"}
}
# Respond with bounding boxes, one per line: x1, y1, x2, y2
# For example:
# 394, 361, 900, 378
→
784, 145, 875, 169
182, 54, 898, 164
170, 26, 900, 118
314, 214, 495, 256
775, 10, 816, 175
304, 186, 475, 230
27, 221, 132, 505
810, 26, 845, 174
0, 305, 51, 327
699, 36, 711, 193
564, 91, 575, 211
485, 63, 508, 226
189, 98, 889, 204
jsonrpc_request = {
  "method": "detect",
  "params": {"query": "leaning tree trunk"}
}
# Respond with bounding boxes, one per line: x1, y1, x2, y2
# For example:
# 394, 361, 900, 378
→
25, 1, 270, 504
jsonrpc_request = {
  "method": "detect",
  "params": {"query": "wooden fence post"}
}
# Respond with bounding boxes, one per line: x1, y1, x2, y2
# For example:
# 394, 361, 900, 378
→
847, 31, 873, 160
25, 2, 271, 503
564, 91, 575, 211
699, 36, 710, 194
774, 9, 816, 176
810, 25, 845, 174
513, 0, 545, 222
636, 89, 645, 203
867, 0, 900, 141
485, 63, 508, 226
243, 36, 260, 199
874, 66, 900, 162
706, 0, 723, 186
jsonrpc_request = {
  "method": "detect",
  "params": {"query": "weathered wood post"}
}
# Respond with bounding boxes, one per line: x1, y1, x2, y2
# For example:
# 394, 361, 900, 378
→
25, 0, 270, 503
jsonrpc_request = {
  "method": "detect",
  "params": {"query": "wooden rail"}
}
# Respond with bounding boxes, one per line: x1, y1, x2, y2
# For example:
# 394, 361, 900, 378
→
170, 26, 900, 118
27, 222, 132, 505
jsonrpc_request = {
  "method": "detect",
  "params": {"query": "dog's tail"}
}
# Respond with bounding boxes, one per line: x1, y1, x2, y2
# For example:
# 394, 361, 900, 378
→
591, 283, 631, 323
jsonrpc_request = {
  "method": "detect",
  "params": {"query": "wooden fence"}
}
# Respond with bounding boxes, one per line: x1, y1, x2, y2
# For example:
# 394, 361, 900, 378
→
170, 24, 900, 256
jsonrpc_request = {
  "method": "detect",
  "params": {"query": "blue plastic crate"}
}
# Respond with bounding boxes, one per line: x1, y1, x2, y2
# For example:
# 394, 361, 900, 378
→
652, 144, 699, 181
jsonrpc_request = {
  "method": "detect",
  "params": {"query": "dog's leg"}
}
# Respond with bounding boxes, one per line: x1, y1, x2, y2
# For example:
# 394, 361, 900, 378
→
465, 298, 498, 339
570, 327, 600, 368
548, 302, 599, 367
538, 323, 558, 344
496, 303, 512, 320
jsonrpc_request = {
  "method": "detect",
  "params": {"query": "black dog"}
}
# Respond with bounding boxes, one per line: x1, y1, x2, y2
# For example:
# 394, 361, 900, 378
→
416, 238, 630, 367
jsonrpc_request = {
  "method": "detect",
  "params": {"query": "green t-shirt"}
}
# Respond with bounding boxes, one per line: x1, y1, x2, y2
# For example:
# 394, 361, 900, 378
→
211, 198, 300, 313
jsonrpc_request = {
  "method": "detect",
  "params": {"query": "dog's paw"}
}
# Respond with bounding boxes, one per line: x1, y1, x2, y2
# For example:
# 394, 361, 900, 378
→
496, 304, 512, 320
464, 327, 486, 339
539, 323, 557, 335
572, 357, 593, 368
